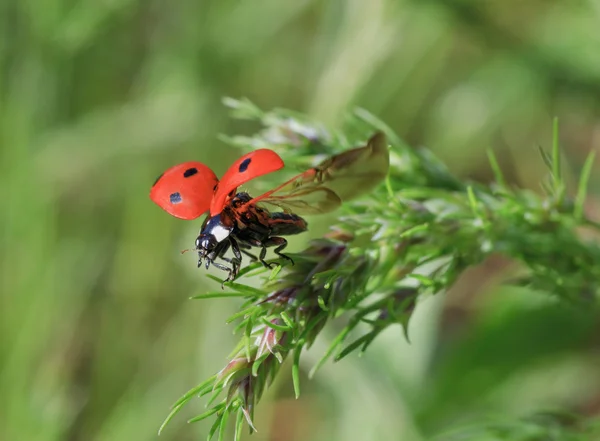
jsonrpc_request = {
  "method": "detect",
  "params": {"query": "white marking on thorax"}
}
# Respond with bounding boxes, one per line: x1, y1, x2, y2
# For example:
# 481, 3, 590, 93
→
211, 224, 231, 242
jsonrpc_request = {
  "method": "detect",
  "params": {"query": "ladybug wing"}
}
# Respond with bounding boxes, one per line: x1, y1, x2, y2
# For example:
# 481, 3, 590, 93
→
257, 182, 342, 214
307, 131, 389, 201
248, 132, 389, 214
210, 149, 284, 215
150, 162, 218, 220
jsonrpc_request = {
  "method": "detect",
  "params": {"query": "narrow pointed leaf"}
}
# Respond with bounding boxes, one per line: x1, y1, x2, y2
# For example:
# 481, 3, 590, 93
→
575, 151, 596, 220
188, 403, 225, 424
206, 417, 221, 441
217, 407, 230, 441
172, 376, 218, 408
234, 408, 245, 441
261, 318, 290, 332
158, 402, 186, 435
191, 292, 250, 300
552, 117, 562, 183
292, 347, 302, 399
487, 149, 507, 189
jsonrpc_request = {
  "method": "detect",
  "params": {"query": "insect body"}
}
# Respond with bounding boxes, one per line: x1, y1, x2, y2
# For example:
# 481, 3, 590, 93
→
150, 132, 389, 282
195, 192, 307, 281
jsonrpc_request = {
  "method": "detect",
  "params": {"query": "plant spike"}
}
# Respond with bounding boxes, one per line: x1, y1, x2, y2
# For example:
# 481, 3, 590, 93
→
160, 100, 600, 437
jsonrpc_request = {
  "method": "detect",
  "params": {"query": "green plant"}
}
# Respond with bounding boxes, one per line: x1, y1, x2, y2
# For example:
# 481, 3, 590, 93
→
160, 99, 600, 440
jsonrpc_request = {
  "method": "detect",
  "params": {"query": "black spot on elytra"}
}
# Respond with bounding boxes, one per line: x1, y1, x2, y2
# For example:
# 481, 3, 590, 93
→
239, 158, 252, 173
152, 173, 164, 187
170, 192, 182, 204
183, 167, 198, 178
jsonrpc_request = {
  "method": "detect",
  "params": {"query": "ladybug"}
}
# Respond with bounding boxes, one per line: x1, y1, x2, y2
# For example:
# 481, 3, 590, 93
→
150, 132, 389, 283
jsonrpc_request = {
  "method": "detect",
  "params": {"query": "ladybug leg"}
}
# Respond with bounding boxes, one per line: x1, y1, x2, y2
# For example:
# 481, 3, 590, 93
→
257, 243, 278, 269
241, 239, 275, 269
215, 256, 239, 277
202, 242, 240, 287
238, 242, 259, 262
264, 236, 294, 266
214, 241, 242, 286
200, 240, 230, 269
241, 249, 258, 261
252, 237, 294, 269
216, 241, 236, 264
209, 260, 236, 288
228, 238, 242, 273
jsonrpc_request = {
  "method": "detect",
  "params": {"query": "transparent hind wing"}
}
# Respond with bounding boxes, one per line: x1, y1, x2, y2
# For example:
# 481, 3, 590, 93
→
248, 132, 388, 214
308, 131, 389, 201
257, 185, 342, 214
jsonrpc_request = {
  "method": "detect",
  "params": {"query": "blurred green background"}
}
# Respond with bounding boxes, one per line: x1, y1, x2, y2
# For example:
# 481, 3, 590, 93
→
2, 1, 600, 440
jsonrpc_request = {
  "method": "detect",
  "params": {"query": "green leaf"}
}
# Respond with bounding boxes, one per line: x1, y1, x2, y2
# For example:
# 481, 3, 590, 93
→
158, 402, 185, 435
317, 296, 329, 311
242, 407, 257, 433
575, 150, 596, 220
200, 382, 224, 399
486, 149, 507, 189
292, 346, 302, 399
205, 386, 226, 409
408, 273, 435, 286
552, 117, 562, 185
279, 311, 294, 330
261, 317, 290, 332
234, 407, 245, 441
236, 262, 268, 278
244, 320, 253, 361
217, 406, 230, 441
190, 292, 250, 300
273, 348, 284, 364
206, 416, 222, 441
467, 186, 481, 217
251, 353, 270, 377
172, 376, 218, 408
297, 314, 328, 344
335, 332, 375, 361
226, 306, 256, 324
385, 173, 395, 199
188, 403, 225, 424
537, 145, 554, 171
268, 264, 283, 281
309, 327, 351, 378
219, 366, 251, 389
206, 274, 229, 286
227, 282, 266, 297
399, 223, 429, 238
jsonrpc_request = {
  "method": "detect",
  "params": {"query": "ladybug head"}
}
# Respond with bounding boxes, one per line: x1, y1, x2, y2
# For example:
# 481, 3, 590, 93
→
196, 233, 218, 256
195, 214, 232, 258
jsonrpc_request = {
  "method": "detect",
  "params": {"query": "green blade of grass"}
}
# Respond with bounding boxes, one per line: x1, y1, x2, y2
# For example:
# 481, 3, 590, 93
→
552, 117, 561, 185
188, 403, 225, 424
574, 150, 596, 220
217, 405, 230, 441
487, 148, 507, 189
292, 346, 302, 398
190, 292, 251, 300
158, 402, 186, 435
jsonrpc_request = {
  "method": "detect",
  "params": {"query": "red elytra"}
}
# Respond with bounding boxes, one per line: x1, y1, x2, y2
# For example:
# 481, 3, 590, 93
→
210, 149, 283, 216
150, 149, 284, 220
